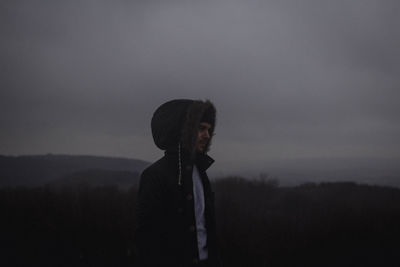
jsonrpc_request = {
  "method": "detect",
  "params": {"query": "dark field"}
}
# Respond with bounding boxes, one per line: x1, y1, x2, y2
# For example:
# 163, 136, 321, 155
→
1, 177, 400, 267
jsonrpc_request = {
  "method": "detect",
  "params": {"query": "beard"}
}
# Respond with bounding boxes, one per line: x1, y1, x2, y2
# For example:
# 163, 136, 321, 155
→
196, 139, 209, 152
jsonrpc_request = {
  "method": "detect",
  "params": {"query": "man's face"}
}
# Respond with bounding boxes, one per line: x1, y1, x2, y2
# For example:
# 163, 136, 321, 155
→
196, 122, 212, 153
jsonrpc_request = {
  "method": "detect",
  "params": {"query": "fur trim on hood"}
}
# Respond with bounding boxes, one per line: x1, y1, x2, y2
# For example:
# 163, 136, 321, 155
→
151, 99, 216, 156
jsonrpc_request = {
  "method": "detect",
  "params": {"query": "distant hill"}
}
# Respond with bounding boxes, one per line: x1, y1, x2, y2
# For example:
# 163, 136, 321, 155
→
49, 169, 140, 189
0, 154, 150, 187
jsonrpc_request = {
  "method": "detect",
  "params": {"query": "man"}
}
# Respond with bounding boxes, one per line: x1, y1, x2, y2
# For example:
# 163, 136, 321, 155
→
135, 99, 221, 267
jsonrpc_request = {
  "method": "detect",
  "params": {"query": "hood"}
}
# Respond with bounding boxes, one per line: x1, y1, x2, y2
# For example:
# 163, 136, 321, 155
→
151, 99, 216, 156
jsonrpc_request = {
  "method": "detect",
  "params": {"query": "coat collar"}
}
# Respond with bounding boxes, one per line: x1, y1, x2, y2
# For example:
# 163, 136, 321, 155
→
165, 147, 214, 172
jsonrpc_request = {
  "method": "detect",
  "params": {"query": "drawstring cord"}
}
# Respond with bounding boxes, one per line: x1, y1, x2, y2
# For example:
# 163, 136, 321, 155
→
178, 143, 182, 186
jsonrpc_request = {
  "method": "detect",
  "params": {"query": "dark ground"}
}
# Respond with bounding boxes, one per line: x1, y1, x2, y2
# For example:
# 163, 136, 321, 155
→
1, 177, 400, 267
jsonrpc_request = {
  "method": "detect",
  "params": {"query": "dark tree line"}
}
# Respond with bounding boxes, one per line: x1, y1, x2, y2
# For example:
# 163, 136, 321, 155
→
214, 178, 400, 267
1, 178, 400, 266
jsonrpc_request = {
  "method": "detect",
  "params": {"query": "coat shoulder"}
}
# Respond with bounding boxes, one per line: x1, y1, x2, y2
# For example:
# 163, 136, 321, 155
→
139, 156, 176, 186
141, 156, 168, 178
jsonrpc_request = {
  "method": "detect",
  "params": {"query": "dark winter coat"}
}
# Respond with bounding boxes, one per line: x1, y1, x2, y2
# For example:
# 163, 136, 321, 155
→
135, 99, 220, 267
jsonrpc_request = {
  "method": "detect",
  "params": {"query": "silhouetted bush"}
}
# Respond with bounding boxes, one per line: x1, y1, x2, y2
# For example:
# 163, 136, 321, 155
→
1, 177, 400, 266
214, 178, 400, 267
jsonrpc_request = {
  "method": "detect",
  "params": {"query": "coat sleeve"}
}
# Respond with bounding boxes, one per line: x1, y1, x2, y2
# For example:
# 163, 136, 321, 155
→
134, 168, 167, 267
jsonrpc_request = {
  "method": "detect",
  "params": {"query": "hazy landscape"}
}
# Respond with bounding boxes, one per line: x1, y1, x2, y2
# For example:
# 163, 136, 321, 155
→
2, 154, 399, 188
0, 154, 148, 187
1, 154, 400, 266
2, 0, 400, 266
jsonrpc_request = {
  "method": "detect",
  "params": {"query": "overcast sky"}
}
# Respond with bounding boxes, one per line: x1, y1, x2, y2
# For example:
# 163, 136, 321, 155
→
1, 0, 400, 172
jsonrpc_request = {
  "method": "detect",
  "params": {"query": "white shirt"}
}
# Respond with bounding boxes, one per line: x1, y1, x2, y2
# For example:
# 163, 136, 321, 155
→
192, 165, 208, 260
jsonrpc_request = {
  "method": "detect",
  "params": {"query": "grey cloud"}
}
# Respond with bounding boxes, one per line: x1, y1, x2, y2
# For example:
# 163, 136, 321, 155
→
1, 0, 399, 166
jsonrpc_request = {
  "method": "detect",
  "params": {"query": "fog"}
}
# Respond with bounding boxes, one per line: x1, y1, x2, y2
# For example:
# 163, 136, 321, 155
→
1, 0, 399, 176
